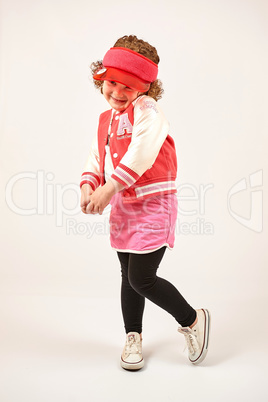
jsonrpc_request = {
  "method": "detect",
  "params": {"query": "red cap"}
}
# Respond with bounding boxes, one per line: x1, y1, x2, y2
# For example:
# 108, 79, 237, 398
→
93, 47, 158, 92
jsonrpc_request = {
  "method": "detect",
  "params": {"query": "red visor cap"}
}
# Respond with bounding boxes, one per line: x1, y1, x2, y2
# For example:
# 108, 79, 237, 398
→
93, 67, 151, 92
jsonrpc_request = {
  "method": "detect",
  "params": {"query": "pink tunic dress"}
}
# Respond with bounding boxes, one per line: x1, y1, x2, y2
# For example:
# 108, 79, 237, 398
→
109, 192, 178, 254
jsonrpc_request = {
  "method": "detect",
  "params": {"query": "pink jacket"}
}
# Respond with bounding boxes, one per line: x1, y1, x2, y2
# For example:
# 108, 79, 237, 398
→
80, 95, 177, 202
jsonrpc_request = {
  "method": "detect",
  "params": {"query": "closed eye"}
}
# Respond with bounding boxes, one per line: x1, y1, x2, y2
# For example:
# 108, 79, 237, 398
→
107, 81, 134, 91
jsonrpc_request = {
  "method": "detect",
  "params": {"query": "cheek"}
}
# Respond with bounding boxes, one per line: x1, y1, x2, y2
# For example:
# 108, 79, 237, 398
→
128, 91, 139, 102
103, 82, 110, 94
103, 87, 111, 98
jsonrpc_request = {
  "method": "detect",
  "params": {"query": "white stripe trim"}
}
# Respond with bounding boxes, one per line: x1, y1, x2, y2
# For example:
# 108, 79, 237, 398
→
114, 166, 136, 187
81, 174, 97, 180
81, 174, 99, 188
111, 243, 174, 254
135, 181, 176, 198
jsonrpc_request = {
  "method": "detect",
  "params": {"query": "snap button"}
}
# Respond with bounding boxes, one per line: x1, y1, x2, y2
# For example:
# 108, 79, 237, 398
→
113, 153, 118, 158
110, 133, 114, 138
115, 116, 119, 120
96, 68, 106, 75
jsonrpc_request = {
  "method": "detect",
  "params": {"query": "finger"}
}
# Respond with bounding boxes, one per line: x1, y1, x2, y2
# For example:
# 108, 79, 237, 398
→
86, 201, 94, 214
93, 206, 100, 214
87, 202, 100, 214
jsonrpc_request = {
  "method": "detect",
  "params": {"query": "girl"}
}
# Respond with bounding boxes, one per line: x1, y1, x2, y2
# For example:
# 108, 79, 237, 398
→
80, 35, 211, 370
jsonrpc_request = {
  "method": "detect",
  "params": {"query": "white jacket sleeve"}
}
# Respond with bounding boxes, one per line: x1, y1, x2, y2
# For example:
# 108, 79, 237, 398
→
111, 96, 169, 187
80, 134, 101, 190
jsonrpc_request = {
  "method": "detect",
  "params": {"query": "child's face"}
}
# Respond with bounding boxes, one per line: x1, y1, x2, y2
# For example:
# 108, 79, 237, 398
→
103, 81, 140, 112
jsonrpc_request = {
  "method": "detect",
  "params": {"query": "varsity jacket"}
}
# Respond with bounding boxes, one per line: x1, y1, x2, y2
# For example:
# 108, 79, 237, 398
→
80, 95, 177, 202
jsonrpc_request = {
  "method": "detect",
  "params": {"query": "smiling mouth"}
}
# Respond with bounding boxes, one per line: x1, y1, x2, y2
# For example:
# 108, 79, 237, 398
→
111, 96, 126, 103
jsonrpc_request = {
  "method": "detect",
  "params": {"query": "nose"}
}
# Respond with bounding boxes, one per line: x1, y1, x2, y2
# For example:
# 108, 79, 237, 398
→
113, 84, 125, 97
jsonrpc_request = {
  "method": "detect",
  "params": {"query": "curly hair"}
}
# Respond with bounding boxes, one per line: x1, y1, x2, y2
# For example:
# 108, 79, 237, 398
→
90, 35, 164, 101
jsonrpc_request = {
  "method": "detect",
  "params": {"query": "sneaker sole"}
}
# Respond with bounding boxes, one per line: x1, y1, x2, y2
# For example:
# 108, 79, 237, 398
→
120, 358, 144, 371
191, 308, 211, 365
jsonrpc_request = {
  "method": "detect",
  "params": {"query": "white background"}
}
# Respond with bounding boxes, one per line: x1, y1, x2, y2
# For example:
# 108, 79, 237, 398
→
1, 0, 267, 401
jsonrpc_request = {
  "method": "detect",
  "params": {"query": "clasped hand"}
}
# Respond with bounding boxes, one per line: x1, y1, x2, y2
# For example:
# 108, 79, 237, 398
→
80, 179, 123, 215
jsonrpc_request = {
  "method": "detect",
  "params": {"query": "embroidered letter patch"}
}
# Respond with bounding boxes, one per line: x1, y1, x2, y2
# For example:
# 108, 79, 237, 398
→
117, 114, 133, 136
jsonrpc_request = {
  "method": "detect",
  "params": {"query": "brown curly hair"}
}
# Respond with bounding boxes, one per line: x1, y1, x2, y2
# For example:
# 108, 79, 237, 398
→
90, 35, 164, 101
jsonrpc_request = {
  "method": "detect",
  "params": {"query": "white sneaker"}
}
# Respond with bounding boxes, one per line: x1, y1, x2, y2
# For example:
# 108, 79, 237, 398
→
120, 332, 144, 370
178, 309, 211, 365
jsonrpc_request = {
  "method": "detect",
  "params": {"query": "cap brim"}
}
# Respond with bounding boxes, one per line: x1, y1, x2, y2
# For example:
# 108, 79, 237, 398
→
93, 67, 150, 92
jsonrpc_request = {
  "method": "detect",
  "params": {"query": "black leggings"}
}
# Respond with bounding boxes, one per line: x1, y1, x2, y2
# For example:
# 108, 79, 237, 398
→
117, 247, 196, 334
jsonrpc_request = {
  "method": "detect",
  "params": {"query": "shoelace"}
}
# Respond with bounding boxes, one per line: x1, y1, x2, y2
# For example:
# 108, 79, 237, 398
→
126, 337, 140, 354
179, 330, 199, 355
185, 332, 199, 354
